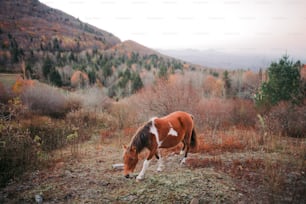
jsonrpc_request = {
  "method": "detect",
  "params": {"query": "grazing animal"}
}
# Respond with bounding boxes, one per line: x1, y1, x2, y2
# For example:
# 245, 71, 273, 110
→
123, 111, 197, 180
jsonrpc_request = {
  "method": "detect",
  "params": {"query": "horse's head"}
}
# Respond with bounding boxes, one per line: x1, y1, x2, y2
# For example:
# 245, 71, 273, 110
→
122, 145, 139, 178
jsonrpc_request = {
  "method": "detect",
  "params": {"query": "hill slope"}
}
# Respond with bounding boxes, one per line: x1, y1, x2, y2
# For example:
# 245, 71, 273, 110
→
0, 0, 120, 53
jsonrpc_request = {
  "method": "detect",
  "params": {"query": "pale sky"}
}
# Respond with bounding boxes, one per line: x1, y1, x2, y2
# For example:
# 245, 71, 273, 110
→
40, 0, 306, 56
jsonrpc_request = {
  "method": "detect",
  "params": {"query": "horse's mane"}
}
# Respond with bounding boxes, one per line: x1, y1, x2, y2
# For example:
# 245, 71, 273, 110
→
130, 121, 153, 153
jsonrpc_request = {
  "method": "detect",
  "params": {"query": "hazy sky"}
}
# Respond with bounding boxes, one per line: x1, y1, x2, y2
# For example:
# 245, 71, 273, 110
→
40, 0, 305, 56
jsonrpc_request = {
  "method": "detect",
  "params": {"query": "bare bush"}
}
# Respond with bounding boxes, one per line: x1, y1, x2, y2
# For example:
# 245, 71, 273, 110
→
0, 82, 10, 104
21, 83, 76, 118
265, 102, 306, 137
73, 86, 111, 111
195, 98, 256, 132
0, 121, 37, 187
132, 76, 201, 117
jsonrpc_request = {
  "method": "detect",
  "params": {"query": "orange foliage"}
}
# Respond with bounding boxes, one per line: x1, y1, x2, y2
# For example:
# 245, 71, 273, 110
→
301, 65, 306, 80
242, 70, 260, 89
70, 71, 89, 88
11, 77, 35, 94
203, 76, 224, 97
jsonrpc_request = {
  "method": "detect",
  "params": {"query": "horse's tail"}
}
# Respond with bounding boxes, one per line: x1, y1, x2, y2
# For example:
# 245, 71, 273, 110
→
190, 127, 198, 151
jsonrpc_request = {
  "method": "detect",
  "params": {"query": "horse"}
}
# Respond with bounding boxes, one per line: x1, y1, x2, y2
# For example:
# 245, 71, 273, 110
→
123, 111, 197, 180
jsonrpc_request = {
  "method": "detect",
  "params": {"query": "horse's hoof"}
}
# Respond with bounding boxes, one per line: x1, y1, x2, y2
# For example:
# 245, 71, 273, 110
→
136, 177, 144, 182
136, 175, 145, 181
180, 158, 186, 165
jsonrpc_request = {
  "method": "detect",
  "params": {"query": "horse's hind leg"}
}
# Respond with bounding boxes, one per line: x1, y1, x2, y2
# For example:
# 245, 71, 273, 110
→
180, 145, 189, 165
180, 133, 191, 165
180, 141, 186, 155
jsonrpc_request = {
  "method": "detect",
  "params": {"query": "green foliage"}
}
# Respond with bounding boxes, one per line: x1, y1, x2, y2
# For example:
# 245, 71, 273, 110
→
88, 69, 96, 85
49, 69, 62, 86
223, 70, 231, 98
131, 72, 143, 93
42, 57, 62, 86
42, 56, 54, 78
158, 65, 168, 79
255, 55, 303, 107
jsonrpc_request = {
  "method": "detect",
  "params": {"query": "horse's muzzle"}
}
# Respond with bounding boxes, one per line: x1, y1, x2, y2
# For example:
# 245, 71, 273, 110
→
124, 174, 130, 178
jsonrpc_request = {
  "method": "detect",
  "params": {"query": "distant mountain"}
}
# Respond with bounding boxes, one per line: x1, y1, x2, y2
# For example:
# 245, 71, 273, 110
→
158, 49, 279, 71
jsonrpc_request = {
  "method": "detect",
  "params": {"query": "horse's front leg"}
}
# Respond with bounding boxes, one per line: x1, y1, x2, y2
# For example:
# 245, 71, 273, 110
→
156, 149, 164, 172
136, 149, 156, 181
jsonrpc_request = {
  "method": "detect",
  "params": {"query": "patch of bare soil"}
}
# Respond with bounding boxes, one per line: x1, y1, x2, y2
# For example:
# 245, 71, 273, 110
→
0, 139, 305, 203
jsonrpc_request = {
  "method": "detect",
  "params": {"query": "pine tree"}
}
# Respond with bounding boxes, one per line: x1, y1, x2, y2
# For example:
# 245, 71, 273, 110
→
222, 70, 231, 98
255, 55, 303, 106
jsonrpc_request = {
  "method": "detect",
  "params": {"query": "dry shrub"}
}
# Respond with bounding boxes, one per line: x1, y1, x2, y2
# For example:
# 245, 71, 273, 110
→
108, 102, 141, 130
73, 86, 111, 111
195, 98, 256, 131
25, 117, 75, 151
197, 133, 245, 154
265, 102, 306, 137
0, 121, 37, 187
132, 77, 201, 117
186, 157, 222, 169
230, 99, 257, 127
0, 82, 10, 104
21, 83, 79, 118
195, 98, 233, 131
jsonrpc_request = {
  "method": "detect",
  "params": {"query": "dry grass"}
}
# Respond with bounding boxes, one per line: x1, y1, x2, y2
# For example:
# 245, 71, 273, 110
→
185, 128, 306, 203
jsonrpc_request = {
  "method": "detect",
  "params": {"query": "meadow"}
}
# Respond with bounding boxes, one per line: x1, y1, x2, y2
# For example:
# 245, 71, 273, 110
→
0, 67, 305, 203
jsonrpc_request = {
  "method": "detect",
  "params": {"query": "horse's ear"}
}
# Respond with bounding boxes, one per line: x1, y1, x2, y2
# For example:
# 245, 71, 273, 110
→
131, 145, 136, 152
122, 144, 127, 150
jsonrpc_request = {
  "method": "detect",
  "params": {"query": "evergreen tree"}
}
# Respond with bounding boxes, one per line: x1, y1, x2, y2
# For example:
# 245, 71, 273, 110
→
42, 57, 54, 78
131, 73, 143, 93
255, 55, 303, 106
222, 70, 231, 98
88, 70, 96, 85
49, 69, 62, 86
158, 65, 168, 79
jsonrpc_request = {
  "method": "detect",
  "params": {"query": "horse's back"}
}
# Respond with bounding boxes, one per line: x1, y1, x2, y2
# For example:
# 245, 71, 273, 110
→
161, 111, 193, 129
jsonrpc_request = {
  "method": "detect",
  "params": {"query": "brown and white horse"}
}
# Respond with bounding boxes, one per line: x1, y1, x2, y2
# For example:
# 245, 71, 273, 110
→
123, 111, 197, 180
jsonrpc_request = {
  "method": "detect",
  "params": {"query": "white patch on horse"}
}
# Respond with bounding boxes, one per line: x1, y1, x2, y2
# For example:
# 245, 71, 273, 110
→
167, 122, 178, 136
150, 117, 162, 147
168, 127, 178, 136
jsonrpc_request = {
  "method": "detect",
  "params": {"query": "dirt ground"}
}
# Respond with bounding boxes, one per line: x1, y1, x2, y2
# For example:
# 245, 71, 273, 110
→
0, 136, 305, 204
